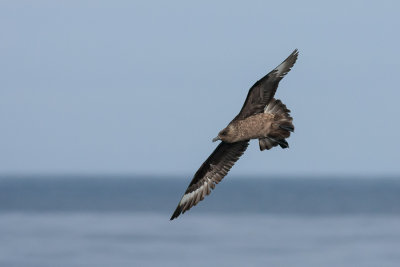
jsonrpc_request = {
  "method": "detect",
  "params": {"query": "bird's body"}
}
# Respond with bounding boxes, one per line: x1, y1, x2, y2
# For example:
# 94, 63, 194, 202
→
226, 113, 277, 143
171, 49, 299, 220
217, 99, 293, 144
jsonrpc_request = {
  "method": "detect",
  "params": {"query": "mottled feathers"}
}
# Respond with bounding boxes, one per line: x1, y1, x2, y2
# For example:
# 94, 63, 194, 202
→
170, 49, 298, 220
259, 98, 294, 151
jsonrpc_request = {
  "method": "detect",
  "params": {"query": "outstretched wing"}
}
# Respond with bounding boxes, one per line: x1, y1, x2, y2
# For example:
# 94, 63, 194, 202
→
234, 49, 298, 120
170, 141, 249, 220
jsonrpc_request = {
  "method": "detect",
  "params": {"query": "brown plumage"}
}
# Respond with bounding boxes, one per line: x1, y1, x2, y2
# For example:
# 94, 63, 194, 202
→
215, 99, 293, 144
170, 49, 298, 220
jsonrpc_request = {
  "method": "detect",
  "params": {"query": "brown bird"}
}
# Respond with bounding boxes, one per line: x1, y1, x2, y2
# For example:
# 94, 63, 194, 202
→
170, 49, 298, 220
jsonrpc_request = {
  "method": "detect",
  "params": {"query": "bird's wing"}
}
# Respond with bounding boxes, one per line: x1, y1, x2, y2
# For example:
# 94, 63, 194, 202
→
170, 141, 249, 220
234, 49, 298, 120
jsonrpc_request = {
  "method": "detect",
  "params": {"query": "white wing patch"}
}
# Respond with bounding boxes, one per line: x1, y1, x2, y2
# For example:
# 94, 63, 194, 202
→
180, 180, 209, 205
273, 49, 298, 79
274, 60, 288, 78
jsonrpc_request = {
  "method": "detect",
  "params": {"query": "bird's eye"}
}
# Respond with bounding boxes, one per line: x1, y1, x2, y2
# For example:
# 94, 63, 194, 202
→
221, 130, 227, 136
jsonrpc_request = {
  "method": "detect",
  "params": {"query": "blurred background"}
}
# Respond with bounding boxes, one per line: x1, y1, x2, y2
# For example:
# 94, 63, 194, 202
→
1, 0, 400, 266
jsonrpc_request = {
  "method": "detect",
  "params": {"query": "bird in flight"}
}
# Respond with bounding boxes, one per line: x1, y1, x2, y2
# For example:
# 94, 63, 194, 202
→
170, 49, 299, 220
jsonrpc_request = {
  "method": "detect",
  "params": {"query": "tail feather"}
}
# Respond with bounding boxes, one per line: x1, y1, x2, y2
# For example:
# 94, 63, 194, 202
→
259, 98, 294, 151
279, 124, 294, 132
270, 137, 289, 148
259, 138, 274, 150
259, 137, 289, 151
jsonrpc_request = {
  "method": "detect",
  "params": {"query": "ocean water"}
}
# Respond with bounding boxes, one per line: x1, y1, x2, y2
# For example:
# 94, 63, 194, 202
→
1, 176, 400, 267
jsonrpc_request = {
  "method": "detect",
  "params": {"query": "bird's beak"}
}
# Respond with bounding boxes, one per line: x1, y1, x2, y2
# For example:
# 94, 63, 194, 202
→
212, 136, 220, 142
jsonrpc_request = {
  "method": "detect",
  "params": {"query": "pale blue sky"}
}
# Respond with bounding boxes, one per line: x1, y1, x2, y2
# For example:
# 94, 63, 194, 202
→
1, 0, 399, 176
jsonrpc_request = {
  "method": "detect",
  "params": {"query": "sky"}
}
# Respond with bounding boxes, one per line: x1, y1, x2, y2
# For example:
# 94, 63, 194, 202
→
0, 0, 399, 177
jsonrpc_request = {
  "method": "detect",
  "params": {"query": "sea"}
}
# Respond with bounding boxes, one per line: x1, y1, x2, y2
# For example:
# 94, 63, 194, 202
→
1, 175, 400, 267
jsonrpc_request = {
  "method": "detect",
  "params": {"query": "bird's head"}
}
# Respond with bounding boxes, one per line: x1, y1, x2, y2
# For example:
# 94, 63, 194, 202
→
212, 125, 236, 143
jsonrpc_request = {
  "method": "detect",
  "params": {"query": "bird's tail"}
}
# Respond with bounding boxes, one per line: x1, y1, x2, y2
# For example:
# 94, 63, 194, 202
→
259, 98, 294, 151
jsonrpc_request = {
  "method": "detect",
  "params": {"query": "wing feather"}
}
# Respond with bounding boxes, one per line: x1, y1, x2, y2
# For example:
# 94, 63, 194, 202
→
170, 50, 298, 220
170, 141, 249, 220
234, 49, 298, 120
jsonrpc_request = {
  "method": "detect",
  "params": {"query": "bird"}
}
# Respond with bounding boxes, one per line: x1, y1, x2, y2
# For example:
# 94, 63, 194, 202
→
170, 49, 298, 220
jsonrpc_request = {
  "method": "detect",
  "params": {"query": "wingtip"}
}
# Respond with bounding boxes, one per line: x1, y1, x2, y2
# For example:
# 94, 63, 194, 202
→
170, 207, 181, 221
272, 48, 299, 79
290, 48, 299, 64
289, 48, 299, 59
287, 48, 299, 64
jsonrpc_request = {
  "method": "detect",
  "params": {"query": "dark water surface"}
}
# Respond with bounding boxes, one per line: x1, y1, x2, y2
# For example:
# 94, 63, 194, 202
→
1, 176, 400, 267
1, 175, 400, 214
